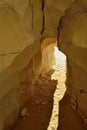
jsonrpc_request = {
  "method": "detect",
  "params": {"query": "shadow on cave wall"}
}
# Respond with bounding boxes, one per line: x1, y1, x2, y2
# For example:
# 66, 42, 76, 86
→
57, 94, 86, 130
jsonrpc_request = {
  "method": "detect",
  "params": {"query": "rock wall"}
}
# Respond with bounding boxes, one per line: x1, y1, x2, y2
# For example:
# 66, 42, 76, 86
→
1, 0, 87, 129
41, 38, 56, 73
58, 0, 87, 127
0, 0, 43, 129
44, 0, 73, 37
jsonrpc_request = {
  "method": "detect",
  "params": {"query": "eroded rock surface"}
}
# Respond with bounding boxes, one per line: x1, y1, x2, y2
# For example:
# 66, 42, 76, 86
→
58, 0, 87, 127
0, 0, 87, 129
0, 0, 43, 129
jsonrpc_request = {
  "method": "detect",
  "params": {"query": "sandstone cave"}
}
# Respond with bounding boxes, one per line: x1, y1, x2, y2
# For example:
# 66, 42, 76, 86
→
0, 0, 87, 130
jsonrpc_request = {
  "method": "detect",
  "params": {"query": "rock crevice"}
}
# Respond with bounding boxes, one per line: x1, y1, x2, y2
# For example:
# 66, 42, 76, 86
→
0, 0, 87, 129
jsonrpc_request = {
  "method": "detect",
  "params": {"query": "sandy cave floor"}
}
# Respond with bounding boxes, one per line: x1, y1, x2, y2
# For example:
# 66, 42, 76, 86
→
11, 67, 86, 130
11, 68, 65, 130
11, 48, 86, 130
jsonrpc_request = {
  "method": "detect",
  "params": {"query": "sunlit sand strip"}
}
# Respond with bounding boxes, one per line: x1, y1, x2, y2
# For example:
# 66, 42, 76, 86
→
47, 46, 66, 130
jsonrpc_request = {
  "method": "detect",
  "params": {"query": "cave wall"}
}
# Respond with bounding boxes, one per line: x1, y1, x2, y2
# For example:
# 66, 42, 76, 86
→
58, 0, 87, 126
0, 0, 43, 129
0, 0, 87, 129
41, 38, 56, 73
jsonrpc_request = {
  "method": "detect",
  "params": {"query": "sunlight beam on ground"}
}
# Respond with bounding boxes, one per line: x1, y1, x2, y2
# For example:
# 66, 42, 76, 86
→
47, 46, 66, 130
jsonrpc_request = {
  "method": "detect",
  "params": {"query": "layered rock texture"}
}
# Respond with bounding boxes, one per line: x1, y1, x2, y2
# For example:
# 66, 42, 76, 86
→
0, 0, 87, 129
58, 0, 87, 127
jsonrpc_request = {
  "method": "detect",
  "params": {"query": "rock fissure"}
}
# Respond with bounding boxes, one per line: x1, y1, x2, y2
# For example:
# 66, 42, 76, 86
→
73, 10, 87, 15
41, 0, 45, 35
0, 52, 20, 56
31, 5, 33, 30
29, 0, 31, 6
0, 0, 87, 130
